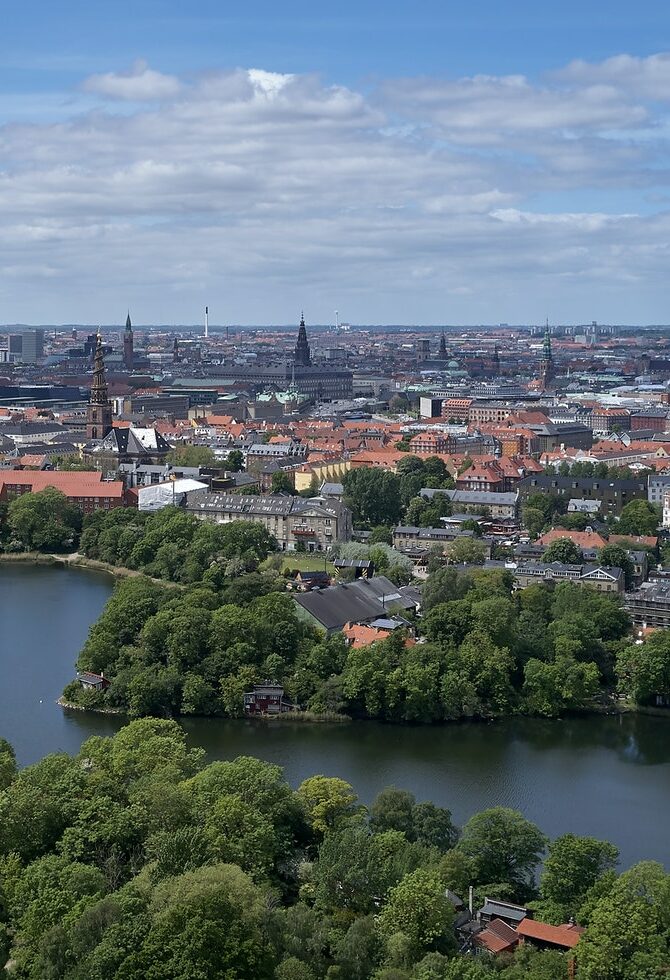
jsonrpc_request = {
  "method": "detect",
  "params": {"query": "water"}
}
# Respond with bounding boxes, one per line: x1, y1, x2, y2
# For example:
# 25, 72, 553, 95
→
1, 563, 669, 869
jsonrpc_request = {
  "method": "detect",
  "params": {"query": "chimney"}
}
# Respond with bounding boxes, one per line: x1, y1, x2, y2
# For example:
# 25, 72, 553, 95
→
468, 885, 474, 914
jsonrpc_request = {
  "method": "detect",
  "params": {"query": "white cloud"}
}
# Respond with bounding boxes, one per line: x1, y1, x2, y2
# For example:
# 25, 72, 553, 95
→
0, 56, 669, 322
555, 53, 670, 102
82, 59, 182, 101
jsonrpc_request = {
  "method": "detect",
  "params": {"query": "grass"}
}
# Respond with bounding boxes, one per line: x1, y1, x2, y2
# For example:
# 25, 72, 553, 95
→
280, 555, 337, 574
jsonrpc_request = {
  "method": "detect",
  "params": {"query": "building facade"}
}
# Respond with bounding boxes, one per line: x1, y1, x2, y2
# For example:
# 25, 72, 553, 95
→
187, 491, 352, 551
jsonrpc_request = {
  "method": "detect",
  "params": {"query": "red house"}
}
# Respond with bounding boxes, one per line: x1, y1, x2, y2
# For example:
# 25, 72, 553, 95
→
243, 682, 296, 715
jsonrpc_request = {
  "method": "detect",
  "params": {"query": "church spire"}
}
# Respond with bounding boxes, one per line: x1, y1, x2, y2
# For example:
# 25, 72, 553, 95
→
87, 331, 113, 440
123, 311, 134, 370
294, 312, 311, 367
438, 330, 447, 359
91, 332, 109, 405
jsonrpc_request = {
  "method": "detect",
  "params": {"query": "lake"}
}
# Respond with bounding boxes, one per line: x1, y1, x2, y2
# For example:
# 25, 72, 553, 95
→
1, 562, 669, 869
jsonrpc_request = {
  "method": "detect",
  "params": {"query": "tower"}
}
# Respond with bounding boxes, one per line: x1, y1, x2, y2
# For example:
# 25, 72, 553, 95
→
492, 344, 500, 376
204, 306, 209, 339
294, 312, 311, 367
539, 321, 554, 388
87, 331, 113, 441
123, 311, 134, 371
438, 330, 447, 359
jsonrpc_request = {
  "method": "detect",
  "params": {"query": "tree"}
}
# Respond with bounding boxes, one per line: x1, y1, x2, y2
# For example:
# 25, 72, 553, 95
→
166, 445, 216, 467
541, 538, 583, 565
422, 567, 472, 612
598, 543, 634, 587
343, 468, 403, 527
297, 776, 362, 835
522, 657, 599, 717
226, 449, 245, 472
0, 737, 16, 790
377, 867, 454, 956
8, 487, 82, 552
616, 630, 670, 704
369, 525, 394, 545
457, 808, 546, 895
576, 862, 670, 979
522, 506, 546, 538
540, 834, 619, 915
271, 471, 296, 494
446, 538, 486, 565
616, 499, 660, 537
369, 787, 415, 837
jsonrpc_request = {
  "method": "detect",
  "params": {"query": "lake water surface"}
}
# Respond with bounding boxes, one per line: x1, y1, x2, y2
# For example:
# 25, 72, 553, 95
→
1, 563, 668, 869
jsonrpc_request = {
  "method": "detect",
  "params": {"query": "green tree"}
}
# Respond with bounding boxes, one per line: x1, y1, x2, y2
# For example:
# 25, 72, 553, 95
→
576, 862, 670, 979
225, 448, 245, 471
522, 657, 600, 717
369, 788, 416, 837
540, 834, 619, 917
297, 776, 363, 835
8, 487, 82, 552
343, 468, 403, 527
541, 538, 583, 564
616, 499, 660, 537
597, 544, 634, 587
272, 471, 296, 494
457, 808, 546, 895
369, 525, 394, 545
522, 506, 546, 538
166, 445, 216, 467
378, 867, 454, 957
446, 537, 486, 565
616, 630, 670, 704
0, 737, 17, 790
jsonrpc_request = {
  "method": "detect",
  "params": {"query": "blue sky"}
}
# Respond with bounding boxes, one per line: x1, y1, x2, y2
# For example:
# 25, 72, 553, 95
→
1, 1, 670, 324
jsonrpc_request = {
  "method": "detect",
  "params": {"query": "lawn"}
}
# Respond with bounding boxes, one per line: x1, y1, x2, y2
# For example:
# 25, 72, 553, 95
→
280, 555, 337, 574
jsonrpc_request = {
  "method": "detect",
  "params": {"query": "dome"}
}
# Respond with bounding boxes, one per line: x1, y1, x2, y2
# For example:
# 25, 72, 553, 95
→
448, 358, 459, 369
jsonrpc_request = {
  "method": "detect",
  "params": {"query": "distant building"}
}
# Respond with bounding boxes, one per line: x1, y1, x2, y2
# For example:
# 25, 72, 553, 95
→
86, 332, 113, 441
123, 312, 134, 371
518, 475, 648, 517
186, 491, 352, 551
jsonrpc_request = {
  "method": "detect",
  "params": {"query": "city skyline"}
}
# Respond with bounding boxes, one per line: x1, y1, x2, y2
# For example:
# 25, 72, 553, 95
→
1, 2, 669, 323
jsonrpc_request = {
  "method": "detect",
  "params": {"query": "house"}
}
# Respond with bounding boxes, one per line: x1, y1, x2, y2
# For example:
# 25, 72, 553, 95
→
76, 671, 110, 692
342, 619, 415, 648
294, 575, 420, 634
478, 898, 530, 928
512, 561, 625, 595
473, 919, 520, 956
516, 919, 584, 951
536, 528, 607, 551
243, 682, 296, 715
294, 570, 332, 590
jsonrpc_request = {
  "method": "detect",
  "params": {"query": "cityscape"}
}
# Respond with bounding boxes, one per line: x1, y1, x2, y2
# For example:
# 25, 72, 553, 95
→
1, 1, 670, 978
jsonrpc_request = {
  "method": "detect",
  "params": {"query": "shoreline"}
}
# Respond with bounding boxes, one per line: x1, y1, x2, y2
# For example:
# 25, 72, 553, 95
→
0, 551, 182, 586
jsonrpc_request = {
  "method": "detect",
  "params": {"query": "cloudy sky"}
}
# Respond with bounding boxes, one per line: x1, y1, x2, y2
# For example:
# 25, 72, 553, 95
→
1, 0, 669, 325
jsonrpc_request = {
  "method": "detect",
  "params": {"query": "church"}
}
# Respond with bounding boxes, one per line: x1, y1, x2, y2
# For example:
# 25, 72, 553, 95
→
84, 332, 172, 468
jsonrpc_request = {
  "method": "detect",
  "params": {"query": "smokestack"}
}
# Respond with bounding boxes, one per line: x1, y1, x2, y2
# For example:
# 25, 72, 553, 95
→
205, 306, 209, 339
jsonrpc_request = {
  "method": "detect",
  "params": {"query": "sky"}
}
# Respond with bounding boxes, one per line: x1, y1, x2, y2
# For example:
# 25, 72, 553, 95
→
1, 1, 670, 325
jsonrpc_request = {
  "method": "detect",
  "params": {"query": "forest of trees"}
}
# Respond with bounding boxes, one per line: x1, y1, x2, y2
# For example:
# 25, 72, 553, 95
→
60, 532, 658, 721
0, 719, 667, 979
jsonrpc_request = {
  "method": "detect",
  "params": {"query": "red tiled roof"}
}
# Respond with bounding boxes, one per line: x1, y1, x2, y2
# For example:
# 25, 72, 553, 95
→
536, 528, 607, 549
0, 471, 124, 498
475, 919, 519, 954
516, 919, 584, 949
